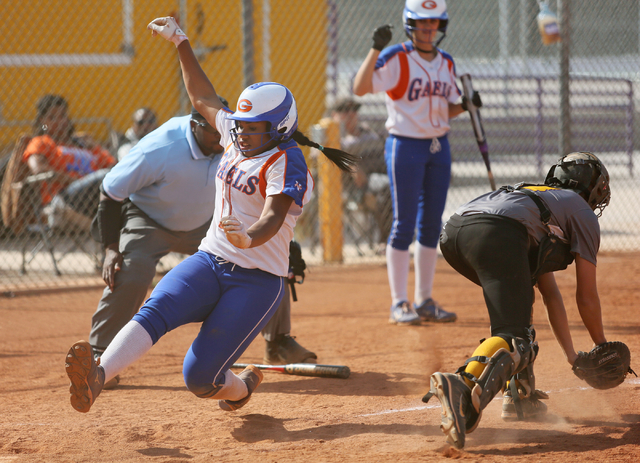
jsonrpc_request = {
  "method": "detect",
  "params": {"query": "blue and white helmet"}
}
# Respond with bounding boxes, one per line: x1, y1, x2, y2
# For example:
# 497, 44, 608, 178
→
403, 0, 449, 43
228, 82, 298, 152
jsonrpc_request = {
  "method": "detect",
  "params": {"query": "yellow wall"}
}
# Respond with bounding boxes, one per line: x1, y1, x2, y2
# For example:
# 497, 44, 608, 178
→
0, 0, 327, 152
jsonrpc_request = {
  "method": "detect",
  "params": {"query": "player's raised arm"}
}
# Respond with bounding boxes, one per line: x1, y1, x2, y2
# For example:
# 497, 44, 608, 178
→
353, 25, 392, 96
147, 17, 224, 125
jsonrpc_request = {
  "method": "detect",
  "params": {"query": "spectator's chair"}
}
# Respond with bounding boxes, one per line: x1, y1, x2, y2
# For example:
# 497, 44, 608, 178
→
0, 134, 61, 275
0, 135, 102, 275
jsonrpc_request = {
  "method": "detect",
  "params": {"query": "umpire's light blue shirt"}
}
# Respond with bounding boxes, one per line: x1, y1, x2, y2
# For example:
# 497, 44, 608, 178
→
102, 115, 220, 231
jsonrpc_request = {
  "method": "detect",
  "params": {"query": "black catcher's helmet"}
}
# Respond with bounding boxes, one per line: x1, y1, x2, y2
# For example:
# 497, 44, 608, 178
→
544, 151, 611, 216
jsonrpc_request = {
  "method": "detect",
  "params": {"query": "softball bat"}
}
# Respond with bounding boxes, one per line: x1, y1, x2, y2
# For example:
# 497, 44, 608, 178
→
460, 73, 496, 191
232, 363, 350, 379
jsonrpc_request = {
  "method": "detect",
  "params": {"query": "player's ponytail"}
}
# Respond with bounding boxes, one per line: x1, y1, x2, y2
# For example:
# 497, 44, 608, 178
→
292, 130, 359, 173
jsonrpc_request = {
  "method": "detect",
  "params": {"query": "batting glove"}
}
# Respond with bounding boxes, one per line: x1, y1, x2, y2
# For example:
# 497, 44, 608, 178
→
220, 215, 252, 249
147, 17, 188, 47
461, 91, 483, 111
372, 24, 393, 51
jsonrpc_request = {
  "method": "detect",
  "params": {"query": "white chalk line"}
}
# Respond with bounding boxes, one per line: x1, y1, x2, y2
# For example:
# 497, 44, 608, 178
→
357, 378, 640, 418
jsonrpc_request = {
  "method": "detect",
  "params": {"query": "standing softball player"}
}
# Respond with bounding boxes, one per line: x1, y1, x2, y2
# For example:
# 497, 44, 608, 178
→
64, 17, 356, 414
353, 0, 481, 325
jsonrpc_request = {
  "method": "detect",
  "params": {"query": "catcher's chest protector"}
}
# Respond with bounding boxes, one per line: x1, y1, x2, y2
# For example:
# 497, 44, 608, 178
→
501, 183, 574, 283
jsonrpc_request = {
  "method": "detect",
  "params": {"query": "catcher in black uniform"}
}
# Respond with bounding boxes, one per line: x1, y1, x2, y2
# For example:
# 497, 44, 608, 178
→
424, 152, 635, 449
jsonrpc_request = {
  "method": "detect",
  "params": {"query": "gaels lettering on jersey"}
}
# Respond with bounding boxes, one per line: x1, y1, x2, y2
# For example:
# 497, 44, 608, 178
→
216, 160, 259, 195
407, 78, 453, 101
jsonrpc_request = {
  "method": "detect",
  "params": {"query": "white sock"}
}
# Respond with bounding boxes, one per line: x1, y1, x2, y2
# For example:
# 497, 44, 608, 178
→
414, 243, 438, 305
213, 371, 248, 401
99, 320, 153, 382
386, 246, 410, 305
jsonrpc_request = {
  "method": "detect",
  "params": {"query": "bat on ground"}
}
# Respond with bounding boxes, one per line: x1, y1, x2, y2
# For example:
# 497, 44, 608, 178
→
460, 73, 496, 191
232, 363, 350, 379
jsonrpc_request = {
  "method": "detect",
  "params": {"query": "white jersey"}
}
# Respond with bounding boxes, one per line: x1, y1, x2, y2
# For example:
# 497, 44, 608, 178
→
198, 109, 314, 277
372, 41, 461, 139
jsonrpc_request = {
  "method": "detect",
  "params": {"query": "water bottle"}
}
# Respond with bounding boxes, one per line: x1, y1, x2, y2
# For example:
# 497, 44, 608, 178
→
537, 1, 560, 45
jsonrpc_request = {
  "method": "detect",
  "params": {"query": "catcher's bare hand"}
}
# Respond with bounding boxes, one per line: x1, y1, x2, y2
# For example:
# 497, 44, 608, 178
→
220, 215, 252, 249
147, 17, 188, 47
572, 341, 636, 390
102, 247, 123, 290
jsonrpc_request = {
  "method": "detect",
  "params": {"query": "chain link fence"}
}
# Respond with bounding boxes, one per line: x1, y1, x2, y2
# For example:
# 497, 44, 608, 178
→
1, 0, 639, 292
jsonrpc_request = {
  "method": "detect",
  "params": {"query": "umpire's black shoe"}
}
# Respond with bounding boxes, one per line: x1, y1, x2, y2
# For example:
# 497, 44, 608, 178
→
424, 372, 473, 449
264, 334, 317, 364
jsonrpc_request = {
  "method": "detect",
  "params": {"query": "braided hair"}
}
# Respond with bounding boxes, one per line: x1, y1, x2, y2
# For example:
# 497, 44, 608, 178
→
292, 130, 359, 173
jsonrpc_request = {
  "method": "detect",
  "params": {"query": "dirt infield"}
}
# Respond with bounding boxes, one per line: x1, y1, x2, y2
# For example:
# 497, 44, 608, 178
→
1, 253, 639, 462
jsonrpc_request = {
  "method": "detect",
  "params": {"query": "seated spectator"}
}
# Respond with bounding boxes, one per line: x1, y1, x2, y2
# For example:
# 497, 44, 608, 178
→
22, 94, 116, 231
116, 107, 158, 161
331, 98, 391, 254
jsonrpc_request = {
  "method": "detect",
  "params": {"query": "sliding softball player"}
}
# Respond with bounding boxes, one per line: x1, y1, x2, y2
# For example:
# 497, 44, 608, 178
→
64, 17, 357, 414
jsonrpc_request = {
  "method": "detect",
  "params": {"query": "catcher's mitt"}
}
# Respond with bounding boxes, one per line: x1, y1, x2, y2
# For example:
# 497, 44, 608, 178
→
287, 240, 306, 302
288, 240, 306, 284
572, 341, 637, 390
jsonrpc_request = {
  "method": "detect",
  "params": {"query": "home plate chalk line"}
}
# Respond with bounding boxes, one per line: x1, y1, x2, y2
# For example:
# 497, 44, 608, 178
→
357, 378, 640, 417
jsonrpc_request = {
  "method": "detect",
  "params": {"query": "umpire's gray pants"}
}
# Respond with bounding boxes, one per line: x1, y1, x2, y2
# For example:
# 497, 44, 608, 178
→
260, 283, 291, 342
89, 203, 291, 350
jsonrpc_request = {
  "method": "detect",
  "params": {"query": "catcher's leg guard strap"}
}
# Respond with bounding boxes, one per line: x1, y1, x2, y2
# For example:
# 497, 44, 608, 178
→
462, 337, 510, 388
505, 324, 540, 397
457, 337, 536, 416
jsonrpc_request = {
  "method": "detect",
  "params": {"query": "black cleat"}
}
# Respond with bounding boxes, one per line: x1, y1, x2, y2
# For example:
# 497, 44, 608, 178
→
501, 388, 549, 421
427, 372, 473, 449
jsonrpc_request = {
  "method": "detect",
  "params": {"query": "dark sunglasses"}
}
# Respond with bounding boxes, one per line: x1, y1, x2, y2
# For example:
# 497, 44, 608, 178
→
192, 119, 218, 134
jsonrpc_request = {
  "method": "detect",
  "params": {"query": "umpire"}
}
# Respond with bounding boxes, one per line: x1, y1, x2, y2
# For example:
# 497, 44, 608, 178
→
90, 105, 315, 389
424, 152, 615, 449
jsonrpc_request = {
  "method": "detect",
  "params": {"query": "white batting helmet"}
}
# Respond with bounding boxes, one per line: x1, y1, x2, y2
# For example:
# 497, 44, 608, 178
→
403, 0, 449, 44
228, 82, 298, 152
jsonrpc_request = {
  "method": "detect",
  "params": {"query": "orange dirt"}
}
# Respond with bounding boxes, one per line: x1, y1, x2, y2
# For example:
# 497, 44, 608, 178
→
1, 253, 639, 462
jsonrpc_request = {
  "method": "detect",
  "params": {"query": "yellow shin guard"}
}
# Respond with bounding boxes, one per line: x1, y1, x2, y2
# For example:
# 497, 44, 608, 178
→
463, 337, 510, 388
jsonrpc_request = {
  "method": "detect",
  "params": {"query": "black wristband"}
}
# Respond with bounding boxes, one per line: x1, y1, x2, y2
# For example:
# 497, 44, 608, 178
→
96, 198, 123, 248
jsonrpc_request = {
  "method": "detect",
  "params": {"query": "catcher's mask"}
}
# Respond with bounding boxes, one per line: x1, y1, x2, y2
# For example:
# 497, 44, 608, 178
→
544, 151, 610, 217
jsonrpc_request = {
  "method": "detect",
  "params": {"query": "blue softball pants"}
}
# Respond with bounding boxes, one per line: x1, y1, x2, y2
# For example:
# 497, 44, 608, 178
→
385, 134, 452, 250
132, 250, 284, 398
